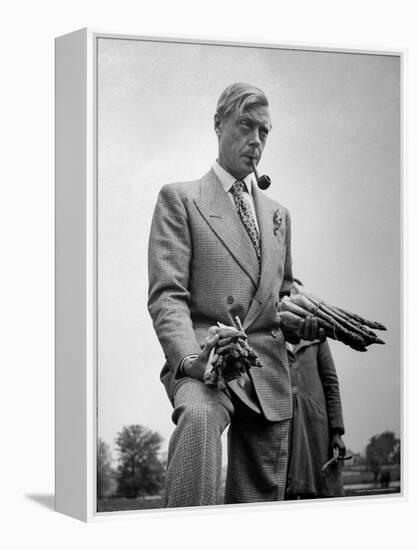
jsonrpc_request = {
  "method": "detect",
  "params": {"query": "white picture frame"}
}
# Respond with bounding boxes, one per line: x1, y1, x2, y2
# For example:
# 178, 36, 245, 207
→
55, 28, 404, 522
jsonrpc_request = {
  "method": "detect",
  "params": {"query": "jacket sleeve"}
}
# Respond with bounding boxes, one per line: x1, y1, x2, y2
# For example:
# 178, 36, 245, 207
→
317, 340, 345, 434
147, 184, 202, 378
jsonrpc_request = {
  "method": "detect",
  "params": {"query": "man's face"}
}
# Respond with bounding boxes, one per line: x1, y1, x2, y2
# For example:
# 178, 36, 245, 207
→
215, 105, 271, 180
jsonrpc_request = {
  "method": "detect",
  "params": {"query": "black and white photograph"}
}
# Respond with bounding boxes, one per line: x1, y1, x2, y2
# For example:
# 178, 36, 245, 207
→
5, 0, 418, 547
95, 36, 401, 513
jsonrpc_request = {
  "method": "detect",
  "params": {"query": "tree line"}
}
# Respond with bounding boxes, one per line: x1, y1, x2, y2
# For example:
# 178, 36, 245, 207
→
365, 430, 400, 482
97, 425, 166, 499
97, 425, 400, 500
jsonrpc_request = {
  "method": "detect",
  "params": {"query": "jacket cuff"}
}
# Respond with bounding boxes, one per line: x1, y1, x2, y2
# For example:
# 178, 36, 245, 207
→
176, 354, 199, 379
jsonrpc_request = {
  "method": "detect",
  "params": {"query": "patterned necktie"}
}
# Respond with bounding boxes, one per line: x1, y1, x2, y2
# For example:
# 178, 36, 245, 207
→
230, 181, 262, 264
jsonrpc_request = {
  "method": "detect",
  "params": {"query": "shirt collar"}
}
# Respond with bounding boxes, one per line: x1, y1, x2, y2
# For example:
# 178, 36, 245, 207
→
212, 160, 255, 196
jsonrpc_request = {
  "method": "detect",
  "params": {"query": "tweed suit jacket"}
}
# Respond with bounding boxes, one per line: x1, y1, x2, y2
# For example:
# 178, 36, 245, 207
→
148, 167, 294, 422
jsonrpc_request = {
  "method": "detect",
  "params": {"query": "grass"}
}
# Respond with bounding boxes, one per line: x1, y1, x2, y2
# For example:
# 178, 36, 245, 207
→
342, 464, 400, 485
343, 486, 400, 497
97, 466, 401, 512
97, 496, 163, 512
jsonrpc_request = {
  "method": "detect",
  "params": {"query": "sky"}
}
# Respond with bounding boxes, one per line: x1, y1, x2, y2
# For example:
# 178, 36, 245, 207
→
97, 37, 400, 461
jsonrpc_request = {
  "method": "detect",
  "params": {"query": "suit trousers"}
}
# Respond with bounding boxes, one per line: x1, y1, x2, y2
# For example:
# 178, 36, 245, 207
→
164, 378, 290, 507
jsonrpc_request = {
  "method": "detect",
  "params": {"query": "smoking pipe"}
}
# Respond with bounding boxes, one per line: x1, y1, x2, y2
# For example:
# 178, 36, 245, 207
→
251, 160, 271, 190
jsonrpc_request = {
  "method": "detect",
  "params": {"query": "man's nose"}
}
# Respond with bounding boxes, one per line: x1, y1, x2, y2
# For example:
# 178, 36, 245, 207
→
248, 129, 262, 146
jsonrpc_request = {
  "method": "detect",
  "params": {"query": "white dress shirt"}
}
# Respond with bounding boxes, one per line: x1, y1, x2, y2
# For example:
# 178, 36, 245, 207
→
212, 160, 260, 232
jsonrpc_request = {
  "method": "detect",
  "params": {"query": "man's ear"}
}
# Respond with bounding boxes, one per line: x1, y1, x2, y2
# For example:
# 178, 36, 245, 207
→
214, 113, 222, 137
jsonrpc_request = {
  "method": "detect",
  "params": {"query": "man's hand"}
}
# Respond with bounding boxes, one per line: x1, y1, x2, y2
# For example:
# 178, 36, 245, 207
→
331, 432, 346, 457
182, 328, 220, 381
299, 316, 326, 342
278, 313, 325, 344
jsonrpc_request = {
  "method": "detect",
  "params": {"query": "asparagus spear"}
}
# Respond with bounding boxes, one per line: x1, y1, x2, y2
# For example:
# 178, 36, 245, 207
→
290, 289, 384, 346
292, 284, 386, 331
334, 306, 387, 331
203, 318, 262, 389
278, 299, 368, 351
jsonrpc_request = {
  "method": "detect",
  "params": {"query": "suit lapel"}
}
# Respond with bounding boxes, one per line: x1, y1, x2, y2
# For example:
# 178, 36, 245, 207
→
194, 169, 285, 331
194, 169, 260, 287
243, 186, 282, 330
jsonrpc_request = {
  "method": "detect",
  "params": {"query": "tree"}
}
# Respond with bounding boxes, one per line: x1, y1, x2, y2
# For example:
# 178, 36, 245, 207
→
97, 438, 116, 498
115, 424, 165, 498
366, 431, 400, 481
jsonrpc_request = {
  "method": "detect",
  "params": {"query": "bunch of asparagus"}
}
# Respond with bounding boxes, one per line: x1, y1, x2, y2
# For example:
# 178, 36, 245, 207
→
204, 317, 262, 390
277, 283, 386, 351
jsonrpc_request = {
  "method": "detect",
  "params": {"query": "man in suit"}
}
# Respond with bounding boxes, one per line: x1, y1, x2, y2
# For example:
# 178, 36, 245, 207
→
148, 82, 320, 507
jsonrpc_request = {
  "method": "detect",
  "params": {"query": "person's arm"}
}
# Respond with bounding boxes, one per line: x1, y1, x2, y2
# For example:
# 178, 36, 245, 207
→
317, 340, 346, 454
147, 184, 202, 379
180, 333, 220, 380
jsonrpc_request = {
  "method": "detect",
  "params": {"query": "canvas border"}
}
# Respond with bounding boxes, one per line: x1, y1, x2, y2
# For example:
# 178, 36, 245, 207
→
55, 28, 405, 522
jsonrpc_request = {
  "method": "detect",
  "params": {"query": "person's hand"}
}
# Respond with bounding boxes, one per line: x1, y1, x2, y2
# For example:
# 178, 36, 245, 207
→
182, 328, 220, 381
331, 433, 346, 457
216, 334, 247, 357
278, 313, 325, 344
299, 316, 326, 342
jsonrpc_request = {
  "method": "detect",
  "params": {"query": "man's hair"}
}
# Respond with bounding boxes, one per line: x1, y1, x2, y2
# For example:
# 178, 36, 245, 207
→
293, 278, 303, 286
215, 82, 269, 121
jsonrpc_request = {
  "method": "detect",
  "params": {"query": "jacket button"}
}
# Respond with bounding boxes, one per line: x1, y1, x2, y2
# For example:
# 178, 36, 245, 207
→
227, 296, 234, 304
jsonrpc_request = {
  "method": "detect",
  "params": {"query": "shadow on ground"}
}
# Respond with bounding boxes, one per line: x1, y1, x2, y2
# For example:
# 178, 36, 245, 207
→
25, 494, 55, 510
